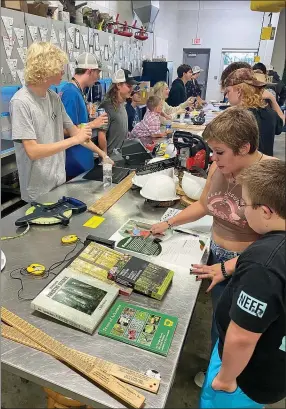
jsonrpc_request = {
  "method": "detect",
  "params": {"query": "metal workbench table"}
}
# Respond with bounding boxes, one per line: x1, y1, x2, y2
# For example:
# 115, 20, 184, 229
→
1, 177, 202, 408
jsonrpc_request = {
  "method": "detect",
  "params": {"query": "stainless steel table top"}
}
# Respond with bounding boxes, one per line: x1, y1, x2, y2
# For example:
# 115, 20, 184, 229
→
1, 177, 202, 408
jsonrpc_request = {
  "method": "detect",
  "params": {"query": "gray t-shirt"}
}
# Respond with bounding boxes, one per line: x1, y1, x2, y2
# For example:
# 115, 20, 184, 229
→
99, 98, 128, 155
10, 86, 74, 202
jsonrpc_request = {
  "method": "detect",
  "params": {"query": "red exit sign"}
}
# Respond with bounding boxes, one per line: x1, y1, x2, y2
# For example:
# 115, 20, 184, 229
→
192, 38, 202, 45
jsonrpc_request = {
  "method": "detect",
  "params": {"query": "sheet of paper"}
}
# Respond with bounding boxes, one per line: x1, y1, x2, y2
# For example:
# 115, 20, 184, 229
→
17, 69, 25, 85
17, 47, 27, 64
1, 16, 13, 40
94, 33, 100, 51
13, 27, 24, 48
160, 208, 213, 234
73, 51, 79, 61
109, 35, 113, 51
28, 25, 38, 42
6, 59, 17, 81
3, 37, 14, 59
59, 30, 65, 50
50, 26, 58, 44
83, 215, 105, 229
67, 40, 73, 58
82, 33, 88, 51
95, 50, 101, 60
88, 28, 94, 45
67, 26, 75, 43
75, 28, 80, 49
39, 27, 48, 42
69, 62, 75, 76
109, 219, 210, 273
119, 45, 123, 60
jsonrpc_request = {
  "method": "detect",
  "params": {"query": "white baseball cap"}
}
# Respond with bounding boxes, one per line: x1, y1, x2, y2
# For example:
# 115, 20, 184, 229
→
192, 66, 204, 74
112, 69, 139, 85
76, 52, 102, 70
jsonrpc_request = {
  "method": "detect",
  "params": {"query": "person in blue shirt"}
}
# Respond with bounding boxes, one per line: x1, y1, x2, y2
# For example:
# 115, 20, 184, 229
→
125, 86, 142, 132
60, 52, 110, 179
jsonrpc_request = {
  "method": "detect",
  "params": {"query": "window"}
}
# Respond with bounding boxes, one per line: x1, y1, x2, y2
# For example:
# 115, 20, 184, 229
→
221, 50, 257, 72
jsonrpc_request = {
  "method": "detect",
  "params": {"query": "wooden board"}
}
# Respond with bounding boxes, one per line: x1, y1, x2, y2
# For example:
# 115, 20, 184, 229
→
89, 172, 135, 215
171, 122, 206, 132
1, 308, 145, 408
176, 185, 185, 196
180, 195, 195, 207
1, 323, 159, 393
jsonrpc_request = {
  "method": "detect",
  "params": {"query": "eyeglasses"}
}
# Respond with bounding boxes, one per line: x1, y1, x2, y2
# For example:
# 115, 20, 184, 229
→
238, 199, 273, 213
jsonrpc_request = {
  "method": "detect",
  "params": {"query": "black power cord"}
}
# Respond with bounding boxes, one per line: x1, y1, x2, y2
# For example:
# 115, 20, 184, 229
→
9, 239, 84, 302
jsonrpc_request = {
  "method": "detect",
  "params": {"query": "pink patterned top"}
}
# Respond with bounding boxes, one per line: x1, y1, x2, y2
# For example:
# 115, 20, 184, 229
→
130, 109, 161, 146
205, 167, 259, 242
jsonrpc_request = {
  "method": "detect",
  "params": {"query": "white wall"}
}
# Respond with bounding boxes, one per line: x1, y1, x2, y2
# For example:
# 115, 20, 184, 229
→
174, 1, 280, 100
141, 1, 178, 61
271, 8, 285, 77
76, 0, 134, 22
76, 0, 281, 99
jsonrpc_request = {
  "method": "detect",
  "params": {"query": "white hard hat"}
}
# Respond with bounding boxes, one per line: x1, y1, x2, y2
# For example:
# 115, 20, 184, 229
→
140, 174, 180, 201
132, 157, 174, 188
182, 171, 206, 200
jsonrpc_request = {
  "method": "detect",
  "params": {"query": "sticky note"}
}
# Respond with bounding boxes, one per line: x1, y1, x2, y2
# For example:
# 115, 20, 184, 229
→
83, 215, 105, 229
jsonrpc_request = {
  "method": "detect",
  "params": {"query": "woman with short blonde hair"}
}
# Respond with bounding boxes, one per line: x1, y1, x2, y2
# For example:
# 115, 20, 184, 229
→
153, 81, 193, 125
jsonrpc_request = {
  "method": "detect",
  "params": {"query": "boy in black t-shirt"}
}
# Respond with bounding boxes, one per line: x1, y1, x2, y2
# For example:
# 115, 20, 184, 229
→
200, 159, 286, 408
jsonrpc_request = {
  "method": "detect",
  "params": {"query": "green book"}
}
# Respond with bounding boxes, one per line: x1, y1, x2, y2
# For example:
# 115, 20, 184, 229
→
98, 301, 178, 356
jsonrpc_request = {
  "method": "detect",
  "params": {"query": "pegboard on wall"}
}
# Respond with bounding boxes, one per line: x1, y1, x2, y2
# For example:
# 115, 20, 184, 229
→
1, 7, 145, 87
65, 22, 89, 78
1, 7, 27, 86
24, 13, 68, 81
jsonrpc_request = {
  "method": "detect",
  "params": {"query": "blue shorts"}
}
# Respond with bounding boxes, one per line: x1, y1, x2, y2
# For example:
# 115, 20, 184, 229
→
200, 342, 264, 408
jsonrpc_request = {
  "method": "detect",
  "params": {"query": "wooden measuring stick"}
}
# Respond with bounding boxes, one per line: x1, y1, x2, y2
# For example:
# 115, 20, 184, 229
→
1, 323, 159, 393
1, 308, 145, 408
89, 172, 135, 215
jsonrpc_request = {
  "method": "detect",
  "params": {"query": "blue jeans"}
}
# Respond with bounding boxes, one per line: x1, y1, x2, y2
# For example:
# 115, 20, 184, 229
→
200, 341, 264, 408
208, 241, 241, 350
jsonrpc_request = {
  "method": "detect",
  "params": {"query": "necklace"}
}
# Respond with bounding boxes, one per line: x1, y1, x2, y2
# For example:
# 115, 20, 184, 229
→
223, 152, 264, 204
71, 77, 87, 103
223, 178, 238, 203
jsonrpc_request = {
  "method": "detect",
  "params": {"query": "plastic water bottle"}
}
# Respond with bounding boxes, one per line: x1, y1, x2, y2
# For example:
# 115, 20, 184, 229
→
102, 156, 113, 189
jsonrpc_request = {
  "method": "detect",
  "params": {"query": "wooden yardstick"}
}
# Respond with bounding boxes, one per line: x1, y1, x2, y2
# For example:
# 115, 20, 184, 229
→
1, 308, 145, 408
1, 323, 160, 393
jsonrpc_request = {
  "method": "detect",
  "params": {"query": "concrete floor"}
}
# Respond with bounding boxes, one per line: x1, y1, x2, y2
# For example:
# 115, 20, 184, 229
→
1, 134, 285, 408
